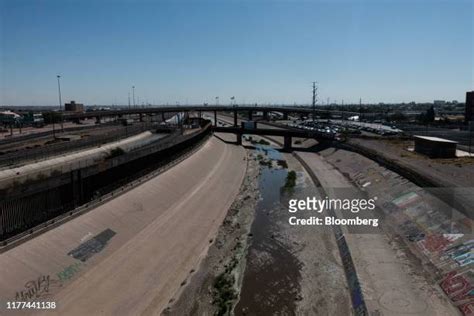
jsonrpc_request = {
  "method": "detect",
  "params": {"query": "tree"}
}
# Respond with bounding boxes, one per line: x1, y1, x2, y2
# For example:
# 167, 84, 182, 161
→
417, 106, 435, 124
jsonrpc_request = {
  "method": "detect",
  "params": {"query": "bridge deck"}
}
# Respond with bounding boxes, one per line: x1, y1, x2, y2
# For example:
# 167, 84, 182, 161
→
212, 126, 335, 140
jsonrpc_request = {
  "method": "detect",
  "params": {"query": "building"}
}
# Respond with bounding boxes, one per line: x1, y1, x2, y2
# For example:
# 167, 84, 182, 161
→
465, 91, 474, 123
0, 110, 21, 125
434, 100, 446, 106
22, 112, 44, 127
65, 101, 84, 112
414, 136, 457, 158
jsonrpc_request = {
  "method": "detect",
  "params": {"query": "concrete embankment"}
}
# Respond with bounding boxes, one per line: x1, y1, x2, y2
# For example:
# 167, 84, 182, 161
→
295, 151, 460, 316
0, 124, 210, 243
0, 136, 246, 315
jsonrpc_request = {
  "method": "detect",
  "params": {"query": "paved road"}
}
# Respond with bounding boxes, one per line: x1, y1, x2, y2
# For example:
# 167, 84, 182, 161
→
0, 136, 246, 315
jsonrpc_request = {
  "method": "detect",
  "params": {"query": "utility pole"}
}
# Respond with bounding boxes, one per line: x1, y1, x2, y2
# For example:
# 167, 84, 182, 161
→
57, 75, 62, 111
57, 75, 64, 132
469, 121, 473, 157
312, 82, 318, 123
132, 86, 136, 108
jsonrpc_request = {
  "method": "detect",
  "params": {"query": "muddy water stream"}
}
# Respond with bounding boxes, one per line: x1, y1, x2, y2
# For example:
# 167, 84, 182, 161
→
235, 145, 302, 316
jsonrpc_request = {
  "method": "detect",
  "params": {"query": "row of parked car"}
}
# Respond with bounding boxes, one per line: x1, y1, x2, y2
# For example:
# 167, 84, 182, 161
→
286, 121, 340, 136
287, 120, 402, 137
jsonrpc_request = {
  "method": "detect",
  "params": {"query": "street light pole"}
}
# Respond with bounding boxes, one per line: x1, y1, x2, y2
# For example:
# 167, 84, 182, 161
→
57, 75, 63, 132
312, 82, 317, 123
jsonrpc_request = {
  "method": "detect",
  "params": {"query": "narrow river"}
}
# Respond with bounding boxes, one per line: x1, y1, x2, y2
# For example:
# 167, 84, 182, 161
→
235, 144, 302, 315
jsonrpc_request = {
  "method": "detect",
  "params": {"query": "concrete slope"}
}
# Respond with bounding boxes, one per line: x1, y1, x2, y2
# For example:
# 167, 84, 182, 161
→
296, 151, 459, 316
0, 136, 246, 315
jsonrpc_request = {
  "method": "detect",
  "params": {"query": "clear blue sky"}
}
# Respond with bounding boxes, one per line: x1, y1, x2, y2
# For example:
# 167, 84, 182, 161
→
1, 0, 472, 106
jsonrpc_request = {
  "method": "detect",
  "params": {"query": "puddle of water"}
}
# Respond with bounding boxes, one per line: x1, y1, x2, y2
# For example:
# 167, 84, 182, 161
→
235, 145, 302, 316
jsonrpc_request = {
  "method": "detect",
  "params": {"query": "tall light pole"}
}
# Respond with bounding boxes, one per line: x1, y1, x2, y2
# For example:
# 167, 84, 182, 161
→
128, 92, 131, 109
312, 82, 318, 123
132, 86, 136, 108
57, 75, 64, 132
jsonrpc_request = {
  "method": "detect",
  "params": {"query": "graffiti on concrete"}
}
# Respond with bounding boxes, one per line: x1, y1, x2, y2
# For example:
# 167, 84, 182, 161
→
391, 192, 420, 208
442, 240, 474, 267
337, 235, 368, 316
440, 270, 474, 316
399, 220, 425, 242
418, 234, 454, 254
459, 302, 474, 316
68, 228, 116, 262
57, 262, 83, 282
15, 275, 51, 301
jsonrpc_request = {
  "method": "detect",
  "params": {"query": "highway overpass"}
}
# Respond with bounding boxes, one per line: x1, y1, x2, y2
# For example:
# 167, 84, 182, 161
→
61, 105, 362, 122
212, 125, 334, 150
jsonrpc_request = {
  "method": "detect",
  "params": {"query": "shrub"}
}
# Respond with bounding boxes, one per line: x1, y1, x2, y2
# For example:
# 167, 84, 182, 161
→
284, 170, 297, 189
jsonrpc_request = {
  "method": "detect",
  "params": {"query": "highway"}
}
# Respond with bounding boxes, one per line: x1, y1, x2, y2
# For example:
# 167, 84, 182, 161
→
0, 135, 246, 315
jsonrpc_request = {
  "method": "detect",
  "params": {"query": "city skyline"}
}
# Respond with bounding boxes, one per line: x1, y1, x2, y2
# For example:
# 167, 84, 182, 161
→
1, 0, 472, 106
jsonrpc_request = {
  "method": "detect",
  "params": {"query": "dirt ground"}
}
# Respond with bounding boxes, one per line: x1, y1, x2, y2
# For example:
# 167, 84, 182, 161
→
349, 138, 474, 188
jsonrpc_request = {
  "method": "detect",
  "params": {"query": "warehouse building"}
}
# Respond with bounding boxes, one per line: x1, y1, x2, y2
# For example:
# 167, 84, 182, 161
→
65, 101, 84, 112
414, 136, 457, 158
466, 91, 474, 123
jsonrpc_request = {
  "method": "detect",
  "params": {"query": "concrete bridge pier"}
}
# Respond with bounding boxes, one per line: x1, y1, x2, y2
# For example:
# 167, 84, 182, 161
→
95, 116, 101, 124
214, 111, 217, 126
283, 112, 289, 120
263, 111, 268, 121
236, 133, 242, 145
161, 112, 166, 122
233, 111, 238, 127
139, 113, 144, 122
284, 136, 292, 152
248, 111, 253, 120
71, 169, 84, 207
